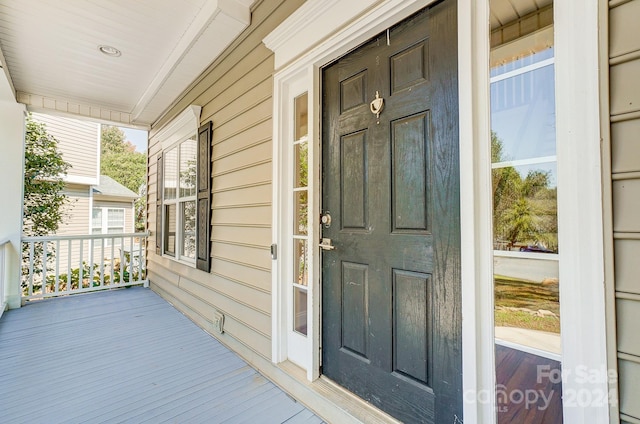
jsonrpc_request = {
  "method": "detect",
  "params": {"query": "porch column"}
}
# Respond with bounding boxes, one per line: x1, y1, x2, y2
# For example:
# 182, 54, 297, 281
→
0, 72, 26, 309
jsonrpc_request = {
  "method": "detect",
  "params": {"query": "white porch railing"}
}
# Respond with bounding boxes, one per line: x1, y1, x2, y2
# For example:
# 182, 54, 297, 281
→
21, 232, 148, 301
0, 238, 9, 317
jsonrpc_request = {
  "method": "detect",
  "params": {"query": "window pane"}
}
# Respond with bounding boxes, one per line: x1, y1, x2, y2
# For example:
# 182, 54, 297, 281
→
181, 201, 196, 259
107, 209, 125, 229
491, 58, 560, 341
294, 142, 308, 188
492, 163, 557, 253
179, 137, 197, 198
294, 92, 308, 141
164, 147, 178, 200
294, 190, 308, 236
490, 54, 556, 162
293, 287, 307, 336
294, 239, 308, 286
92, 208, 102, 229
164, 204, 176, 256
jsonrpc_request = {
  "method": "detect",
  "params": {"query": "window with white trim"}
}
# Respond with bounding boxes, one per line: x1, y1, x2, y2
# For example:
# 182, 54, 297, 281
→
92, 207, 125, 245
154, 105, 211, 272
162, 136, 197, 262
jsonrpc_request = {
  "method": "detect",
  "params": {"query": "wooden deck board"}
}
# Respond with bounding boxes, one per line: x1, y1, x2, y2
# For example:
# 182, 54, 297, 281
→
0, 287, 322, 423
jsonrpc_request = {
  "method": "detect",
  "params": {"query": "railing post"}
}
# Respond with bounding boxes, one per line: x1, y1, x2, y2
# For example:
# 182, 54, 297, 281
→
0, 240, 6, 317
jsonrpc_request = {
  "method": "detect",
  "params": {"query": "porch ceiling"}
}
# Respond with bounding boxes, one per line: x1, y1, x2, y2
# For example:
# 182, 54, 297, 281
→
490, 0, 553, 29
0, 0, 254, 128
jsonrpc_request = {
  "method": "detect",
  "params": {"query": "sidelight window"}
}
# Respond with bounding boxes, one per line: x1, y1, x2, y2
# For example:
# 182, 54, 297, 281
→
292, 92, 309, 336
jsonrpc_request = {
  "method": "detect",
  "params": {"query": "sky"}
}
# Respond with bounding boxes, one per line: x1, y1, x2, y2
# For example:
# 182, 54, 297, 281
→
121, 127, 148, 153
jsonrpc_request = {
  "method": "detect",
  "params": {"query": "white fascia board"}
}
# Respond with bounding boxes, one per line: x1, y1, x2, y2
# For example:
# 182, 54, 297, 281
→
63, 174, 99, 186
132, 0, 250, 124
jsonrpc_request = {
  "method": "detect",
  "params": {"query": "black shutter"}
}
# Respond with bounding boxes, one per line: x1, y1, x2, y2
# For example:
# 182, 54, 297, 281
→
155, 153, 163, 255
196, 121, 212, 272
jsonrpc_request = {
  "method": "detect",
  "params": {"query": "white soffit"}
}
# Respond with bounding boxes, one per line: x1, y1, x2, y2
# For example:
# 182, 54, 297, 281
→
489, 0, 553, 29
0, 0, 250, 127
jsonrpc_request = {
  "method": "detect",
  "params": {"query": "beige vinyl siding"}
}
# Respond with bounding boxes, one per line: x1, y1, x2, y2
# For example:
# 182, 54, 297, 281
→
31, 112, 99, 181
147, 0, 304, 360
604, 1, 640, 422
58, 184, 91, 236
54, 184, 90, 273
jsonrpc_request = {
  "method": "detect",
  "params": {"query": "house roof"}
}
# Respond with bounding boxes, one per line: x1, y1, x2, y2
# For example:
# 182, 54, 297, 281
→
93, 175, 138, 200
0, 0, 254, 128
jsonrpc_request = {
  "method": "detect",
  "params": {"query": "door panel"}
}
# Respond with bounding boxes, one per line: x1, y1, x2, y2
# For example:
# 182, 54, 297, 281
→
321, 1, 461, 423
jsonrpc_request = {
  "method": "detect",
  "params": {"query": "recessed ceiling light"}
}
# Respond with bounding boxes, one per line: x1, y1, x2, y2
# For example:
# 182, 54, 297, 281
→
98, 45, 121, 57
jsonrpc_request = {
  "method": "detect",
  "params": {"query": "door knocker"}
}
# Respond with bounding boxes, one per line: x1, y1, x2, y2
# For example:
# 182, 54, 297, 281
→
370, 91, 384, 124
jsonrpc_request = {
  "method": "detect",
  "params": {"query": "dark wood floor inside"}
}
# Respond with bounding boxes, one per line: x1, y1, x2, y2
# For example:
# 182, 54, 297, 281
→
496, 344, 563, 424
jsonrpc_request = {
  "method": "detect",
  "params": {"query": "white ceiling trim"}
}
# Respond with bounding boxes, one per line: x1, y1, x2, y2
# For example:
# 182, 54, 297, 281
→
131, 0, 250, 124
17, 92, 139, 128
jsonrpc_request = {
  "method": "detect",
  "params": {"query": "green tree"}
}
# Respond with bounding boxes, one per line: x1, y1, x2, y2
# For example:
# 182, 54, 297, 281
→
100, 126, 147, 231
491, 132, 558, 251
101, 125, 135, 156
23, 114, 72, 282
23, 115, 71, 237
101, 151, 146, 193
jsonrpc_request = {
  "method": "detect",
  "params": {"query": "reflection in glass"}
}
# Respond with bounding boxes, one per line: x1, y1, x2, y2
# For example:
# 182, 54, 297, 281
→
181, 201, 196, 259
491, 50, 556, 163
164, 204, 176, 256
294, 287, 308, 335
294, 239, 308, 286
179, 136, 197, 197
164, 147, 178, 200
292, 91, 309, 340
490, 28, 560, 343
294, 93, 308, 141
294, 190, 308, 235
492, 161, 557, 253
491, 3, 562, 422
294, 142, 308, 188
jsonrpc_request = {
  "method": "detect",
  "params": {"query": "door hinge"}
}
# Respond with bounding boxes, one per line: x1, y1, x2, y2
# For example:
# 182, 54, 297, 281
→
270, 243, 277, 260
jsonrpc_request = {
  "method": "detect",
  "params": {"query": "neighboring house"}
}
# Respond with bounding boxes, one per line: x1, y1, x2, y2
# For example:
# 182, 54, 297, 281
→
0, 0, 638, 423
91, 175, 138, 238
30, 113, 137, 270
30, 113, 137, 239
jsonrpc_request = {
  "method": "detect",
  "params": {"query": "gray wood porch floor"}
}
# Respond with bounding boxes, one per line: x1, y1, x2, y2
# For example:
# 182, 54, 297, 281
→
0, 287, 323, 424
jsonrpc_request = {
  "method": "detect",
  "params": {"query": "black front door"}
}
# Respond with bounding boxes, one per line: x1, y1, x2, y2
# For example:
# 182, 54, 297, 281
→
321, 1, 461, 423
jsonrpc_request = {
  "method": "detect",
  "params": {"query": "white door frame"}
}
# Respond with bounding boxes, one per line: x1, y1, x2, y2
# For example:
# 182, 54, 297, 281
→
265, 1, 610, 422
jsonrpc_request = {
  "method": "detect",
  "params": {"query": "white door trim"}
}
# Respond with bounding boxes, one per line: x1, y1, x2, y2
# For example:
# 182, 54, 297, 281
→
555, 1, 610, 422
457, 1, 496, 422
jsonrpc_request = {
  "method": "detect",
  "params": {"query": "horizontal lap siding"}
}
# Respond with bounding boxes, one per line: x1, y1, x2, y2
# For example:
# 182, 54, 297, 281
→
147, 0, 304, 361
55, 185, 90, 273
58, 185, 90, 236
606, 1, 640, 422
31, 112, 98, 181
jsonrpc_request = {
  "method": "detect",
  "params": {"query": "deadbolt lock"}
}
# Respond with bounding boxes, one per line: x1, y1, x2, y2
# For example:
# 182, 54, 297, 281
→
321, 211, 332, 228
